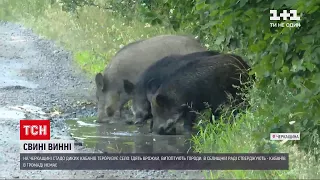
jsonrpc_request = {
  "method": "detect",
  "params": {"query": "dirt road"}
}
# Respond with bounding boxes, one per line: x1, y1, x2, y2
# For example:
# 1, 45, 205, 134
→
0, 22, 204, 179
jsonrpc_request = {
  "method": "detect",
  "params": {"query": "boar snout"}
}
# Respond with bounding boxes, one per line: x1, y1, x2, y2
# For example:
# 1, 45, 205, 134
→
106, 106, 115, 117
156, 121, 176, 135
97, 111, 109, 123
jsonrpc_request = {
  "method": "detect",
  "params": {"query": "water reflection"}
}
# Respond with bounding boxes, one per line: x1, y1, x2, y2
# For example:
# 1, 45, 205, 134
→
66, 118, 194, 153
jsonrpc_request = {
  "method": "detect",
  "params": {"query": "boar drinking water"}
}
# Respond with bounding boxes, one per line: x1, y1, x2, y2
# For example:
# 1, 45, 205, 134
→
123, 50, 221, 132
149, 54, 252, 135
95, 35, 206, 123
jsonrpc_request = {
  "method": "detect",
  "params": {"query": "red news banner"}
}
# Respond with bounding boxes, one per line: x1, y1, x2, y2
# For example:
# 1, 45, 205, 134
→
20, 120, 51, 140
20, 119, 75, 154
19, 120, 289, 170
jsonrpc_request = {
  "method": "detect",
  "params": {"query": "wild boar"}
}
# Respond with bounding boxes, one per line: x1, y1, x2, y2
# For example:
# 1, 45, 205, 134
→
123, 50, 221, 132
95, 35, 206, 123
149, 54, 252, 135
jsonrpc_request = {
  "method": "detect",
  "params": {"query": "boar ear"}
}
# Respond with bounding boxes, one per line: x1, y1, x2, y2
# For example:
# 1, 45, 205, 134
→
155, 94, 170, 108
95, 73, 104, 90
123, 79, 135, 94
146, 78, 161, 95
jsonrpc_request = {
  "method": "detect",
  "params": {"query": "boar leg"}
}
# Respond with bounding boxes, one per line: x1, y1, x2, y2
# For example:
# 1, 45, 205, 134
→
118, 97, 131, 119
149, 119, 153, 133
183, 111, 197, 134
210, 107, 222, 123
183, 133, 194, 153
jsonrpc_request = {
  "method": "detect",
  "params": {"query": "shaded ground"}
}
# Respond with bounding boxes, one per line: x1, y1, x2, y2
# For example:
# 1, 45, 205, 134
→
0, 22, 205, 179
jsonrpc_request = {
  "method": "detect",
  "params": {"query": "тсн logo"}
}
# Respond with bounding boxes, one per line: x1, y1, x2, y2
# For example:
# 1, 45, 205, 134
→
20, 120, 51, 140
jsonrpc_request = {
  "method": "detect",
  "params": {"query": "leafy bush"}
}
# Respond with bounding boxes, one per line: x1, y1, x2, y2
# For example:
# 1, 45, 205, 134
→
130, 0, 320, 158
50, 0, 320, 158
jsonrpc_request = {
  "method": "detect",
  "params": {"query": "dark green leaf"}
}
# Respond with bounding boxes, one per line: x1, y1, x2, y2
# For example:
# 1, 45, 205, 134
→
195, 1, 207, 11
311, 73, 320, 85
201, 20, 219, 30
239, 0, 248, 8
214, 35, 225, 45
307, 5, 319, 14
283, 0, 298, 7
282, 43, 288, 53
274, 56, 284, 70
303, 61, 317, 72
281, 35, 291, 44
209, 10, 219, 17
271, 1, 285, 9
302, 35, 315, 45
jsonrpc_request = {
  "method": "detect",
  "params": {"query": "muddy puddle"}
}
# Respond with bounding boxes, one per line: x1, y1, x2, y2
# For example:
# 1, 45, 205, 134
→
65, 117, 193, 153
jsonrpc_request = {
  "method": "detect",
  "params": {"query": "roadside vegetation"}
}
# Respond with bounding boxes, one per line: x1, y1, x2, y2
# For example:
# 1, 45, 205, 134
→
0, 0, 319, 178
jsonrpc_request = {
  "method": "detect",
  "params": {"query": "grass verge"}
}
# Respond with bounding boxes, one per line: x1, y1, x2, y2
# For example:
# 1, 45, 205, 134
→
192, 82, 320, 179
193, 112, 320, 179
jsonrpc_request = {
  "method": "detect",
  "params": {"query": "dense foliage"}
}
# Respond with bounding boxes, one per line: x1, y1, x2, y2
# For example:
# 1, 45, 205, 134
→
54, 0, 320, 158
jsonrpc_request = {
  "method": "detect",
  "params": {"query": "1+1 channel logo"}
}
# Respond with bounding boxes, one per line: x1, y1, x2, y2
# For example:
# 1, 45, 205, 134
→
270, 10, 301, 28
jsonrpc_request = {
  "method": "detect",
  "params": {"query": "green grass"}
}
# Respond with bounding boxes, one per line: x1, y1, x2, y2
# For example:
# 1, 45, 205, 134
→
1, 0, 319, 179
192, 112, 320, 179
192, 82, 320, 179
